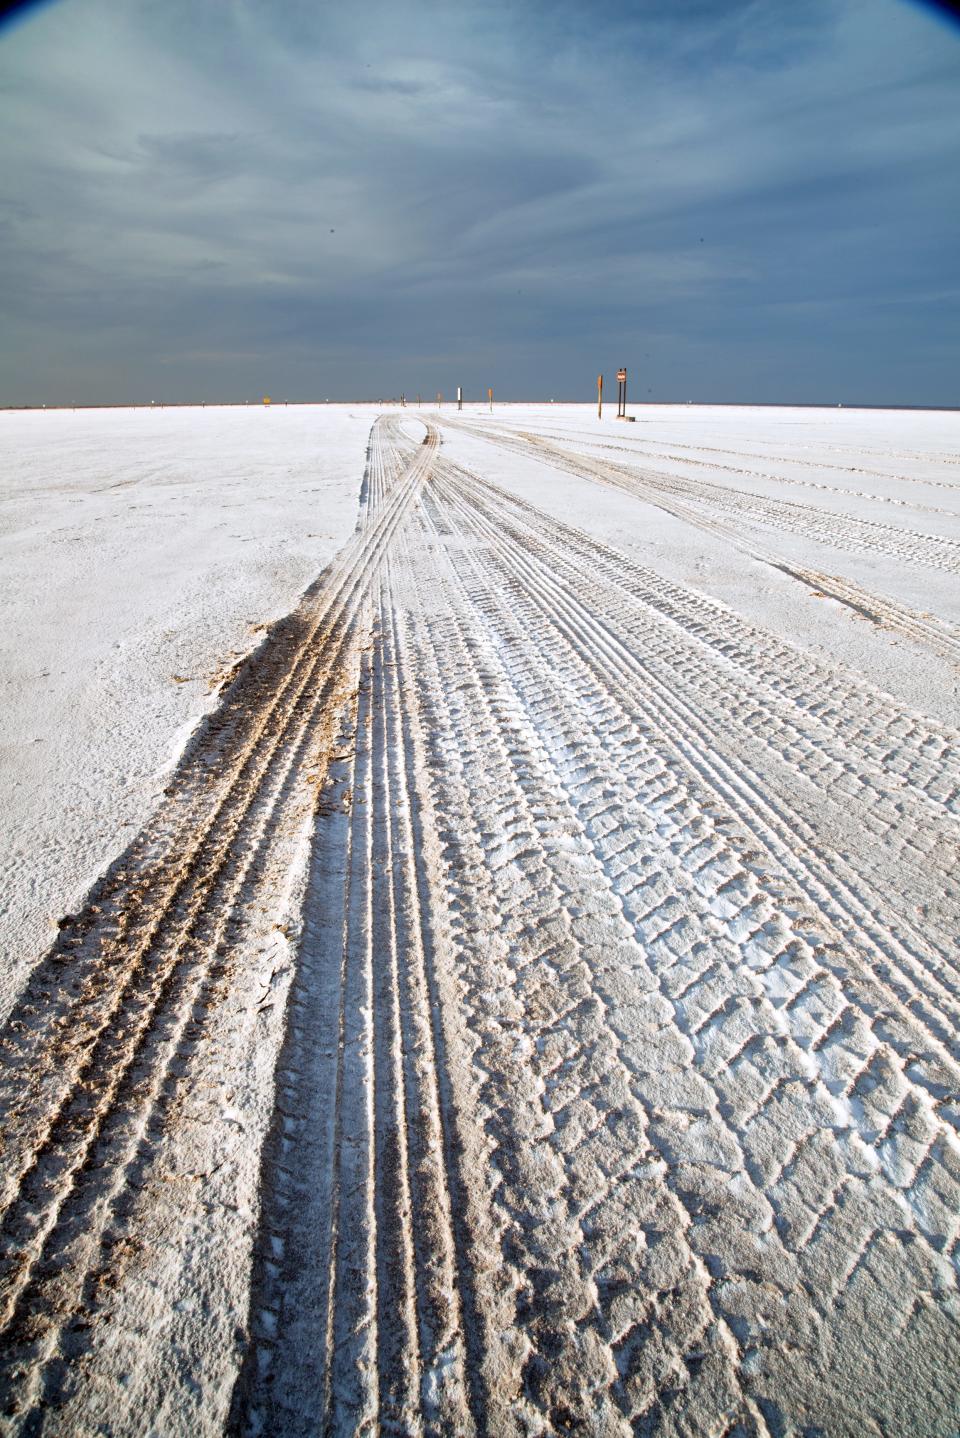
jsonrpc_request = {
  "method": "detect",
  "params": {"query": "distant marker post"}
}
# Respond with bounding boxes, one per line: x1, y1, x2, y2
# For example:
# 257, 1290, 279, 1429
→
488, 387, 493, 412
597, 373, 603, 419
457, 386, 463, 412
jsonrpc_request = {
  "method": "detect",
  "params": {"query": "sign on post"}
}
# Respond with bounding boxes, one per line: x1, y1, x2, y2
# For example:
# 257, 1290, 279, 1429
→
616, 369, 627, 419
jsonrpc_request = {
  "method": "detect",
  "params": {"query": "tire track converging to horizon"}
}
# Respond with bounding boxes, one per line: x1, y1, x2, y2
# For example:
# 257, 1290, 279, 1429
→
236, 417, 960, 1434
0, 414, 957, 1438
229, 559, 478, 1435
385, 436, 960, 1434
0, 419, 438, 1425
442, 413, 960, 586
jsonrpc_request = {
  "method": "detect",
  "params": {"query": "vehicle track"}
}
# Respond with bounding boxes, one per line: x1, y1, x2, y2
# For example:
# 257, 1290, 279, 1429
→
445, 416, 960, 577
520, 428, 960, 574
425, 457, 960, 1045
414, 438, 960, 818
1, 413, 957, 1436
228, 568, 477, 1437
586, 438, 960, 516
495, 419, 960, 494
766, 559, 960, 666
0, 420, 438, 1427
399, 511, 761, 1434
381, 434, 959, 1432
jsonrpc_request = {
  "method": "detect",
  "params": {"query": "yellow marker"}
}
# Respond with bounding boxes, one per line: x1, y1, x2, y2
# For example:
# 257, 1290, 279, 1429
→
263, 395, 271, 406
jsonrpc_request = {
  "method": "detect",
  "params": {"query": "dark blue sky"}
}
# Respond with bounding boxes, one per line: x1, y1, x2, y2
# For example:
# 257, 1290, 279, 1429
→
1, 0, 958, 404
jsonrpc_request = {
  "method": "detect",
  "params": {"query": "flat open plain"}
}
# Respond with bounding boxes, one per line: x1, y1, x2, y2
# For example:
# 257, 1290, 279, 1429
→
0, 403, 958, 1436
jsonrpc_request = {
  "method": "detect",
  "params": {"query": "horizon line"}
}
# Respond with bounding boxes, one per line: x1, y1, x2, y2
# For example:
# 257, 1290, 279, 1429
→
2, 399, 959, 415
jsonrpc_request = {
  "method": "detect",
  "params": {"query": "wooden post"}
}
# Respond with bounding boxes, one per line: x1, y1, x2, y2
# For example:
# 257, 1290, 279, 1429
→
597, 373, 603, 419
488, 387, 493, 412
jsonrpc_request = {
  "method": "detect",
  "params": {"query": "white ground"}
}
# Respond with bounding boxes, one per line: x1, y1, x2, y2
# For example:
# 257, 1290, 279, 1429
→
0, 404, 379, 1021
0, 403, 958, 1436
3, 402, 957, 1028
440, 404, 960, 725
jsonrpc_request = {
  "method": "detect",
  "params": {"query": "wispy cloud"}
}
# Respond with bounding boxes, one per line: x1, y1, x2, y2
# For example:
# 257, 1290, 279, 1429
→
0, 0, 957, 402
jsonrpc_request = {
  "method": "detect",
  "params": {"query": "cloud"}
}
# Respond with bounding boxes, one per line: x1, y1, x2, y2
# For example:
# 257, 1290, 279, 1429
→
0, 0, 957, 402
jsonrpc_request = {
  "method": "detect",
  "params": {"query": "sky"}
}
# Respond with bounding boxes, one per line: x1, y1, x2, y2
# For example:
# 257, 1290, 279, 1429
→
0, 0, 958, 405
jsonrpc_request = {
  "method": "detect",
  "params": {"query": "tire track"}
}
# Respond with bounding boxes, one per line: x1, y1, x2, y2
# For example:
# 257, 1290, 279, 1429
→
766, 560, 960, 667
426, 450, 960, 820
425, 456, 960, 1084
425, 438, 960, 818
479, 416, 960, 491
397, 501, 764, 1434
506, 420, 960, 501
445, 416, 960, 578
384, 435, 959, 1433
427, 459, 960, 1046
0, 420, 438, 1427
229, 438, 478, 1436
2, 408, 957, 1436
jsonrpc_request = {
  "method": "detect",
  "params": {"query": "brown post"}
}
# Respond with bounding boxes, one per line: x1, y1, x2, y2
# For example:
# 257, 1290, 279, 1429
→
488, 387, 493, 412
597, 373, 603, 419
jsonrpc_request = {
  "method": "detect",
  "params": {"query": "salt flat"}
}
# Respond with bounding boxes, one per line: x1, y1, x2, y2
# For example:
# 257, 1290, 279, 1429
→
0, 404, 957, 1436
440, 404, 960, 724
0, 403, 377, 1020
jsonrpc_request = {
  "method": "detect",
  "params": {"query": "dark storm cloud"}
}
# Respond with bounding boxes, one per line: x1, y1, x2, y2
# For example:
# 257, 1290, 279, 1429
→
0, 0, 957, 403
